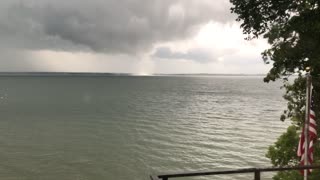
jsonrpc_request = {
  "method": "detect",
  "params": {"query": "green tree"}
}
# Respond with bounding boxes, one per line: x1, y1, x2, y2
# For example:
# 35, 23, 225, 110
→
230, 0, 320, 179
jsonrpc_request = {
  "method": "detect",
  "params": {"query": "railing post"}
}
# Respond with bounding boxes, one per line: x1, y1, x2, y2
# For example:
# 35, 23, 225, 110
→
254, 169, 260, 180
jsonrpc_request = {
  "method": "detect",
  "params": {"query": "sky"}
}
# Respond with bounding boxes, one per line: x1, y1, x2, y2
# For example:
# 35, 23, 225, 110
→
0, 0, 272, 74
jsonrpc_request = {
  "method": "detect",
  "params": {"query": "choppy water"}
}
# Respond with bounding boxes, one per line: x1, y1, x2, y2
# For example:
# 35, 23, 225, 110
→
0, 76, 289, 180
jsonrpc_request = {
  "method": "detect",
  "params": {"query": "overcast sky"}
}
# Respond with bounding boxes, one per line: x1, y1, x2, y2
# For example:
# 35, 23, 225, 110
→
0, 0, 271, 74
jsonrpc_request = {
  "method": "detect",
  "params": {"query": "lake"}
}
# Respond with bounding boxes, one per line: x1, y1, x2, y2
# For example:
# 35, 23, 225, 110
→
0, 75, 289, 180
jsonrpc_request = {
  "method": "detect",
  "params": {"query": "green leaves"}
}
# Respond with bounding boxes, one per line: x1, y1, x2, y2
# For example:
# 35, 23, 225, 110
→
281, 76, 306, 125
266, 126, 299, 167
230, 0, 320, 82
230, 0, 292, 38
230, 0, 320, 178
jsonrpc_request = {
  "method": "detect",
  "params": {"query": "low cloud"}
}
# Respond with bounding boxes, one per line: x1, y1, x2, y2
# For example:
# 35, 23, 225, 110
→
0, 49, 38, 71
153, 47, 214, 62
0, 0, 234, 54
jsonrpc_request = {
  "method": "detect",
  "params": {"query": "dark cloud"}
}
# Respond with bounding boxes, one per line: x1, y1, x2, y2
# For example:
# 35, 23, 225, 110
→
153, 47, 213, 62
0, 0, 234, 54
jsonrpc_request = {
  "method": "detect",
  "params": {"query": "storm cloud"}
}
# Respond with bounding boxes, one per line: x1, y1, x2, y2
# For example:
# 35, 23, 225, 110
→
153, 47, 214, 62
0, 0, 270, 74
0, 0, 234, 54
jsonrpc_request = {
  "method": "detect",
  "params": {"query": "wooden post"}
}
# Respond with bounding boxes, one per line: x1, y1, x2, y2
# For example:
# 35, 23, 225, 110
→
254, 169, 260, 180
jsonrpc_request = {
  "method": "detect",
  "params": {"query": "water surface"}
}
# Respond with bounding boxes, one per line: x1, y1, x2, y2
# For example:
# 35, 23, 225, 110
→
0, 76, 288, 180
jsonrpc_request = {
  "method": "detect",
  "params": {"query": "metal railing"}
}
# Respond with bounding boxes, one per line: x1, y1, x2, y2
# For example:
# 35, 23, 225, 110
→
150, 165, 320, 180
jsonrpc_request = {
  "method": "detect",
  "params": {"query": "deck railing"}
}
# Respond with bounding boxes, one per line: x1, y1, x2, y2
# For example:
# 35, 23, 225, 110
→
150, 165, 320, 180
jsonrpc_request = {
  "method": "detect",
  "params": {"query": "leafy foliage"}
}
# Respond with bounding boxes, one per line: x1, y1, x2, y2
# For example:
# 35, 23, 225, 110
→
266, 126, 300, 167
230, 0, 320, 179
281, 76, 306, 124
230, 0, 320, 82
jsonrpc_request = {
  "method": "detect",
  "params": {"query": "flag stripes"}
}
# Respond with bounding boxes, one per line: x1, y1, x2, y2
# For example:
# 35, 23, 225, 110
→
297, 84, 317, 175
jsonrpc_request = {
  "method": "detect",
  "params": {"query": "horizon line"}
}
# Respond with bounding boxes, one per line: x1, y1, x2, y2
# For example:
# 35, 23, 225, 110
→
0, 72, 268, 76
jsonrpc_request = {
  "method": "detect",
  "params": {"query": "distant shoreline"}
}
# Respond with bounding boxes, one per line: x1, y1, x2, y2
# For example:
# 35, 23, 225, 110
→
0, 72, 131, 77
0, 72, 267, 77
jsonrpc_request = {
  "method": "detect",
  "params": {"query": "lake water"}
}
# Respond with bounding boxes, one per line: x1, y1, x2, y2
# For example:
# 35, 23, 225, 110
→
0, 76, 289, 180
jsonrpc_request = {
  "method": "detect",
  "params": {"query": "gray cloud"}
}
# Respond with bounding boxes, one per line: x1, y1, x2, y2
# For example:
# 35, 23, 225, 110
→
153, 47, 214, 62
0, 49, 38, 71
0, 0, 234, 54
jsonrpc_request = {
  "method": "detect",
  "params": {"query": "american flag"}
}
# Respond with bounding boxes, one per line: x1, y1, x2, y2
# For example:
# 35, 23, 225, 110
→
297, 84, 317, 174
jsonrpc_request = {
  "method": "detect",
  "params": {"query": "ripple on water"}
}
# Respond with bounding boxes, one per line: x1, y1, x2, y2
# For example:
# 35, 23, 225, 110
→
0, 76, 289, 180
